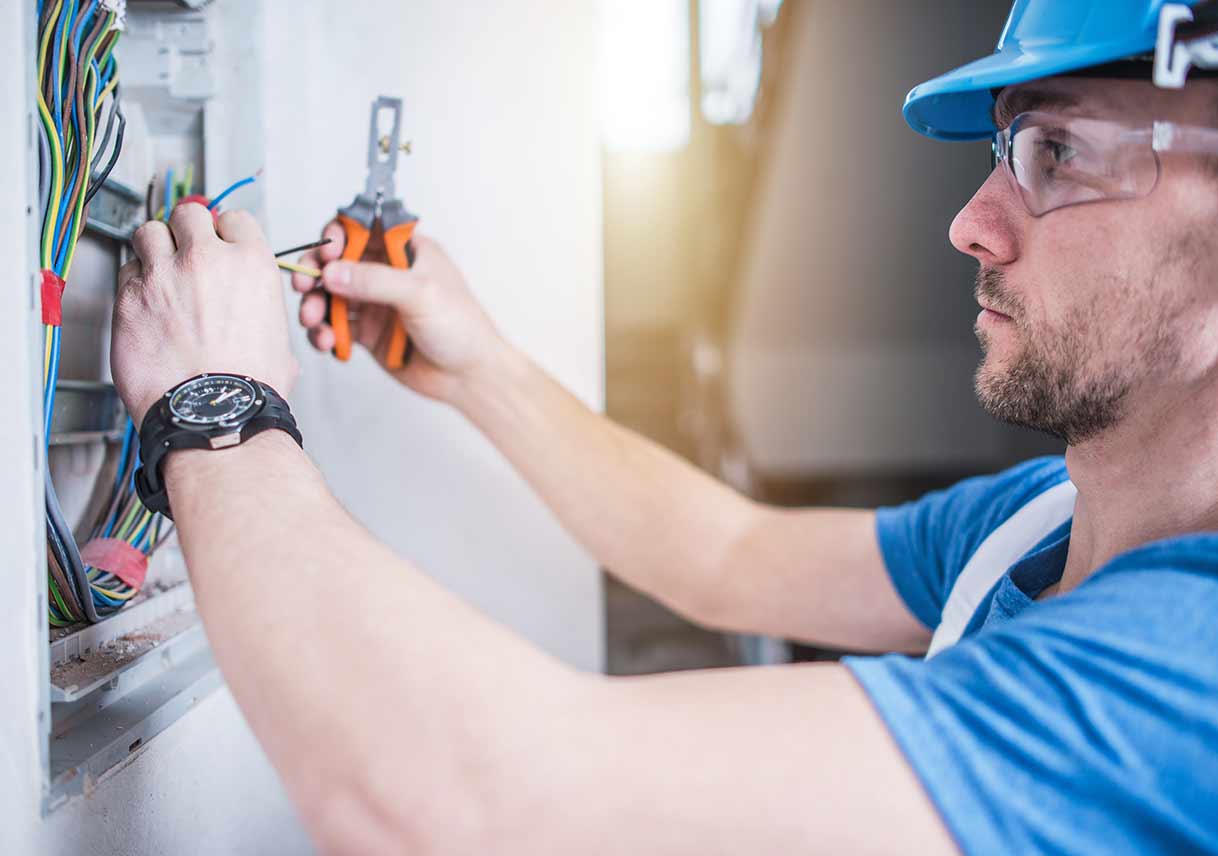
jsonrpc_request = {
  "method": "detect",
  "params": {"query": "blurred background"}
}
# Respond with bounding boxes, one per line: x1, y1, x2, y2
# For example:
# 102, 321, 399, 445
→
598, 0, 1062, 674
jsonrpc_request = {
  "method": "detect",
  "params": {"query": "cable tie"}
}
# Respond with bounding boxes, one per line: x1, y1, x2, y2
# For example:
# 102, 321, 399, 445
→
41, 270, 66, 327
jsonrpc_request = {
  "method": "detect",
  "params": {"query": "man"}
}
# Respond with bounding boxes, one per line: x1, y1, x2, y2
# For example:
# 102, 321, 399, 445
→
110, 0, 1218, 852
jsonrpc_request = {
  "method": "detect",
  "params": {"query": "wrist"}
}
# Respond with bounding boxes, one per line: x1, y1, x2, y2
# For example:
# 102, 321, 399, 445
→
449, 336, 530, 417
163, 429, 304, 511
135, 373, 302, 519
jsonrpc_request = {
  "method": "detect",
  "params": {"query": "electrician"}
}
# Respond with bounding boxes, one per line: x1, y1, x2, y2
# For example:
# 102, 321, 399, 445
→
111, 1, 1218, 852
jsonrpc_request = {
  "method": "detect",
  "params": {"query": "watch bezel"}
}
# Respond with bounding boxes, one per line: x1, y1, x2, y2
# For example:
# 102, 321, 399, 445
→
162, 373, 267, 431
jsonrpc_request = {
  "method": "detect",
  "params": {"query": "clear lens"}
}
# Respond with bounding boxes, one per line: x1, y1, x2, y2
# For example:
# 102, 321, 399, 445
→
1000, 112, 1160, 216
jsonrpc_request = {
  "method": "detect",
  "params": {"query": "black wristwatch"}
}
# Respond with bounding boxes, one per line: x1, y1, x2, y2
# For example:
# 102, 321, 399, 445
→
134, 373, 303, 519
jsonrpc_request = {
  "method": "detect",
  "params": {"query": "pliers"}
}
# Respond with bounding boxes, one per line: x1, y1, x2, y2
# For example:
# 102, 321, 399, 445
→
326, 95, 418, 369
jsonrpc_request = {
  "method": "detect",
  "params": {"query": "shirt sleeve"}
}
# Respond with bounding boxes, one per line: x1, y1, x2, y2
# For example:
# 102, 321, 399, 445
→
875, 456, 1069, 628
844, 542, 1218, 856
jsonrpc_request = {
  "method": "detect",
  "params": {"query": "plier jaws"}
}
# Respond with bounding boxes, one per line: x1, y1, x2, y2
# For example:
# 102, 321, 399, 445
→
326, 95, 419, 369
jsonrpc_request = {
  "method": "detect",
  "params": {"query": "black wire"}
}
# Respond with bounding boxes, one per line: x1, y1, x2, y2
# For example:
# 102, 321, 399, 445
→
145, 177, 156, 222
83, 107, 125, 208
90, 84, 119, 173
45, 469, 101, 623
274, 237, 334, 257
46, 517, 84, 621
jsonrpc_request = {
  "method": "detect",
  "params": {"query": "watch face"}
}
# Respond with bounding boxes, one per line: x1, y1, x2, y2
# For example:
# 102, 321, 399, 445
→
168, 375, 259, 426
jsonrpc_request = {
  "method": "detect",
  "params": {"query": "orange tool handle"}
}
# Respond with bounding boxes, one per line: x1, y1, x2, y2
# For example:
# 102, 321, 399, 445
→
382, 220, 418, 370
327, 213, 372, 362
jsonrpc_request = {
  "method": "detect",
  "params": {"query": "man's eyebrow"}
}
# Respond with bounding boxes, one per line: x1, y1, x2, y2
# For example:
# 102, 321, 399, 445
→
992, 89, 1081, 129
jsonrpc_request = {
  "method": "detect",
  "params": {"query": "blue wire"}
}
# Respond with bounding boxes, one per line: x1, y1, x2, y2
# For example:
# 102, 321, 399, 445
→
76, 0, 97, 36
51, 109, 84, 272
207, 174, 257, 210
164, 167, 174, 221
128, 515, 151, 546
49, 0, 76, 136
43, 327, 61, 446
102, 466, 139, 539
114, 418, 134, 491
90, 586, 123, 608
49, 1, 103, 276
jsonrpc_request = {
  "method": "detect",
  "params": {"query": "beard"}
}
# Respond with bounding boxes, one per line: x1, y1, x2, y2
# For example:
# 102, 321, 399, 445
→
973, 267, 1138, 445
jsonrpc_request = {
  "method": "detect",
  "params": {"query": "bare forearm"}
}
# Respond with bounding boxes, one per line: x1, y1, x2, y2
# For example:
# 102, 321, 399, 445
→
452, 342, 764, 623
164, 432, 584, 851
162, 436, 949, 855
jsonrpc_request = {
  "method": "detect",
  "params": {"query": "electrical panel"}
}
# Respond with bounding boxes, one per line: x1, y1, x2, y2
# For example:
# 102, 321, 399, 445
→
28, 0, 264, 811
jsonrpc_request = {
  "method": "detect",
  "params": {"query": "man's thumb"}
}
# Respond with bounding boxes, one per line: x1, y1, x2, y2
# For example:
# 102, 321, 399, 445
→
322, 260, 411, 310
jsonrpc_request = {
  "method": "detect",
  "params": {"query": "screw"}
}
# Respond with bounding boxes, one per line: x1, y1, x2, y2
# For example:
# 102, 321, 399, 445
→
379, 136, 412, 156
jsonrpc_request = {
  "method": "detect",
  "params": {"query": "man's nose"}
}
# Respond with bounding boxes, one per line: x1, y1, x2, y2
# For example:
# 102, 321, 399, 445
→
949, 168, 1022, 267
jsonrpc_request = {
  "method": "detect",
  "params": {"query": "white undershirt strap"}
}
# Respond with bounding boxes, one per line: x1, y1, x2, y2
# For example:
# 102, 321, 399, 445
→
925, 479, 1077, 659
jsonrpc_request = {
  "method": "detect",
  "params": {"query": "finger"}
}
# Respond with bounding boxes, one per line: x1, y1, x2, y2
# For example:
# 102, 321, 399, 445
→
355, 303, 393, 351
117, 258, 143, 291
322, 260, 417, 314
290, 222, 346, 292
299, 290, 329, 327
290, 250, 324, 293
307, 324, 335, 353
216, 208, 266, 245
131, 220, 176, 267
168, 200, 219, 253
318, 221, 346, 263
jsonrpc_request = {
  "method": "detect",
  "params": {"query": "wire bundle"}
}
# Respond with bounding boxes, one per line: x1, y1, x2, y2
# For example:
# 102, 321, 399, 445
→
36, 0, 262, 626
35, 0, 171, 626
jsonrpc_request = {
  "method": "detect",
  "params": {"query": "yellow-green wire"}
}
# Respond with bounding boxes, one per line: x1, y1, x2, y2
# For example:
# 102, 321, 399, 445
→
35, 96, 64, 271
62, 13, 116, 278
38, 0, 63, 91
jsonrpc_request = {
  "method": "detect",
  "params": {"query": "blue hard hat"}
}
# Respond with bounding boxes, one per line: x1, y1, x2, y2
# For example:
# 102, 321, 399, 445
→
905, 0, 1206, 141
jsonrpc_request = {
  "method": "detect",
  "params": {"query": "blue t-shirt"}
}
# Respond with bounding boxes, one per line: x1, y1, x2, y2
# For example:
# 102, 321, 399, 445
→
845, 456, 1218, 856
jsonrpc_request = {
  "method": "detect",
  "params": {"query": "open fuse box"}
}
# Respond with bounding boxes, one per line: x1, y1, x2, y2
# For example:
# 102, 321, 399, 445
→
27, 0, 266, 810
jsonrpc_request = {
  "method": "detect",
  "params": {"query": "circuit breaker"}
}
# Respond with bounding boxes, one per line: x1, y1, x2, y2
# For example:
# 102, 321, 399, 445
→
27, 0, 266, 810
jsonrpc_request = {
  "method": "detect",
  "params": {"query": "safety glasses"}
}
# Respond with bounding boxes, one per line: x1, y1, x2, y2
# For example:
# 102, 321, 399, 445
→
990, 111, 1218, 216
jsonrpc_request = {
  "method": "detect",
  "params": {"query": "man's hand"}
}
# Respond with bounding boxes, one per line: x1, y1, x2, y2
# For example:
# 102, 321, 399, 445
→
112, 203, 299, 427
292, 222, 505, 404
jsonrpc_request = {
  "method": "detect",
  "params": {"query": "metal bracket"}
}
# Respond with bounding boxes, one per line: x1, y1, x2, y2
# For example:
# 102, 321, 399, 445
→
83, 178, 144, 242
49, 381, 127, 446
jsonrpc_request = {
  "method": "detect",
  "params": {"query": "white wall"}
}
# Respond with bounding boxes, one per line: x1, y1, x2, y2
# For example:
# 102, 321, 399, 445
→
261, 0, 606, 668
3, 2, 604, 853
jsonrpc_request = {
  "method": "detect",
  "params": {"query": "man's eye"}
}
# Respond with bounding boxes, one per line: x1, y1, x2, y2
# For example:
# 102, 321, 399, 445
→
1037, 138, 1077, 167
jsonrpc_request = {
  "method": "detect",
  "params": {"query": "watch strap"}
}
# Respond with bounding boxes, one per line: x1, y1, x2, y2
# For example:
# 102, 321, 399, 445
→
135, 377, 301, 519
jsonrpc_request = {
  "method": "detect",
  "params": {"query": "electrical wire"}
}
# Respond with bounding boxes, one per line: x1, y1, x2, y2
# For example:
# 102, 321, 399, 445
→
37, 0, 250, 628
37, 0, 159, 626
163, 167, 173, 222
89, 79, 118, 172
82, 106, 123, 207
207, 172, 259, 210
